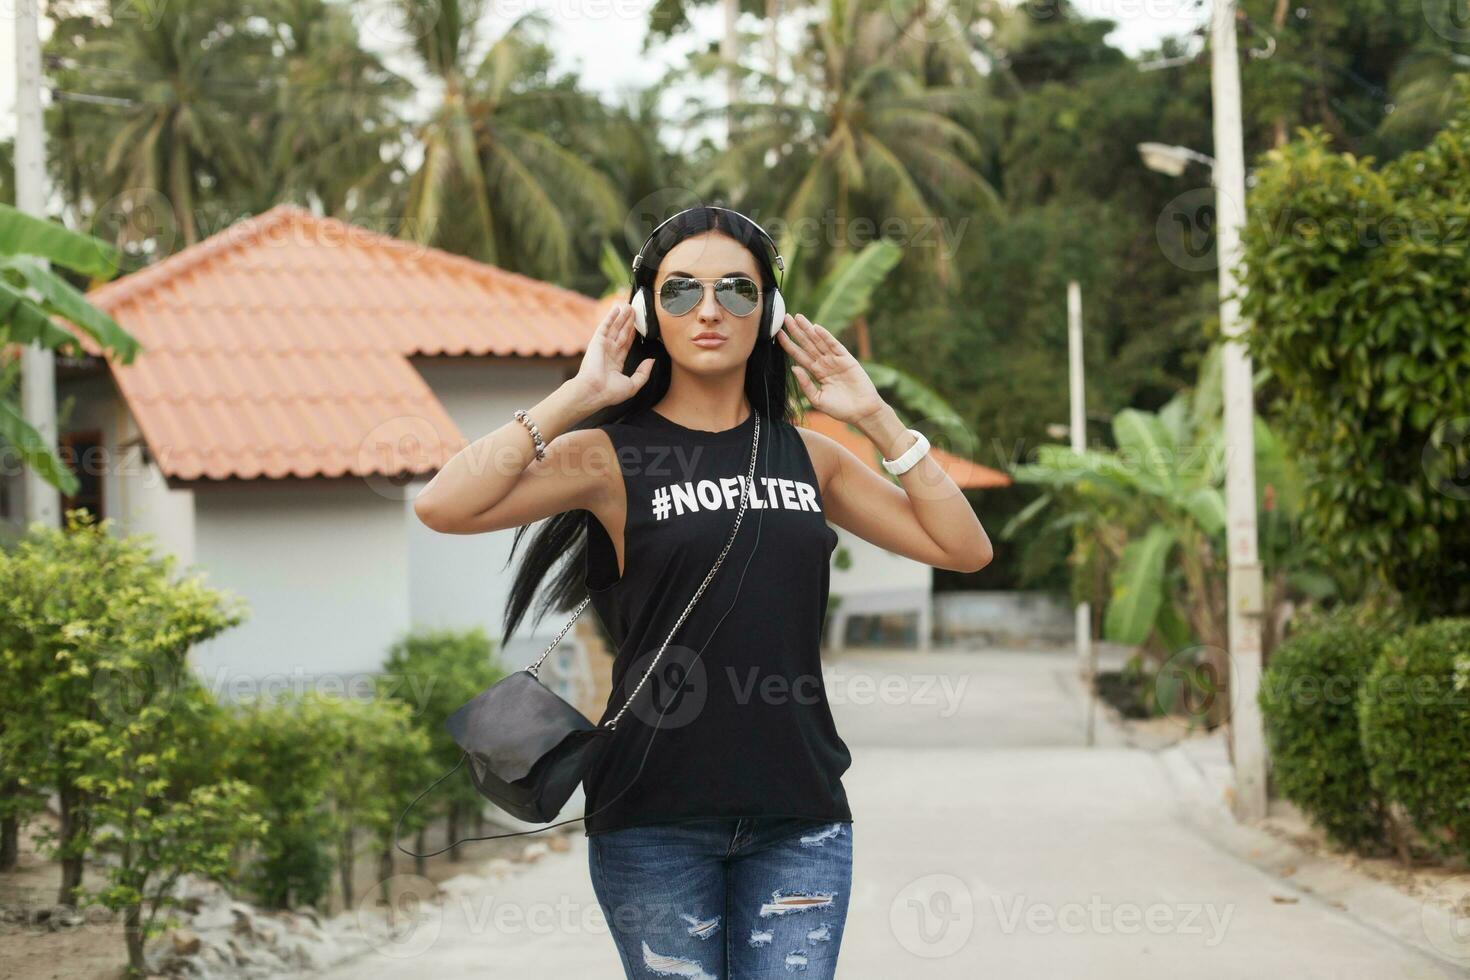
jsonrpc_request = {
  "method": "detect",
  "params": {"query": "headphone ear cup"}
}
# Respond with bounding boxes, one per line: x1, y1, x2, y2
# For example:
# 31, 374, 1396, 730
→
768, 288, 786, 339
631, 288, 649, 338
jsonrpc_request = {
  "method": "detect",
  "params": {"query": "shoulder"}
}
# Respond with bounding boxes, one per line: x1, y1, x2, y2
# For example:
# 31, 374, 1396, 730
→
548, 424, 616, 453
792, 422, 842, 487
540, 425, 620, 480
530, 426, 623, 516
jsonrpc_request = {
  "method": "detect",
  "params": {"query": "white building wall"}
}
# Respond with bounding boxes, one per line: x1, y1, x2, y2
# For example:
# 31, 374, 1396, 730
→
109, 392, 196, 567
188, 479, 411, 700
407, 357, 577, 671
827, 525, 934, 649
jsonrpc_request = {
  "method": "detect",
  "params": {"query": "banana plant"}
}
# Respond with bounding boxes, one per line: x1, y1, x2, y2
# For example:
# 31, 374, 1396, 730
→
0, 204, 139, 493
1004, 342, 1323, 663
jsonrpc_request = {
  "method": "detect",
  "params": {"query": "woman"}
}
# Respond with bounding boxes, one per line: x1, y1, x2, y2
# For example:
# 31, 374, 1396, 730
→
413, 206, 992, 978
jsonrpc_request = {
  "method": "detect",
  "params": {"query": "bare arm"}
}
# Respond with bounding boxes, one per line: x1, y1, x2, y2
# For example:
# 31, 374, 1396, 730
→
779, 312, 992, 573
412, 303, 653, 534
801, 416, 993, 573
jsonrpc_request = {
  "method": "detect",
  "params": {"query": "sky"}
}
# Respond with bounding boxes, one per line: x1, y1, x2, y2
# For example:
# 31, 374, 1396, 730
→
1, 0, 1203, 144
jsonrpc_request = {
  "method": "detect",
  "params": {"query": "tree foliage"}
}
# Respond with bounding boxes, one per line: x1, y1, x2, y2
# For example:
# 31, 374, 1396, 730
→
1238, 78, 1470, 618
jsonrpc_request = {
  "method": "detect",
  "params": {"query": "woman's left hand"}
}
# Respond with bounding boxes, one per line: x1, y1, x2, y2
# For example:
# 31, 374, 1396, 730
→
777, 313, 886, 426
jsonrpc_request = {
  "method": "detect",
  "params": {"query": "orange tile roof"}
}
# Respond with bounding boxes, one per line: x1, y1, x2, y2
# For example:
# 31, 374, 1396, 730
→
66, 204, 602, 481
795, 409, 1010, 490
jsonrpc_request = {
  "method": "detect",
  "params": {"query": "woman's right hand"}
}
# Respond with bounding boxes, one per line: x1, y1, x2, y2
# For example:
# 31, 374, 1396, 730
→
572, 302, 654, 412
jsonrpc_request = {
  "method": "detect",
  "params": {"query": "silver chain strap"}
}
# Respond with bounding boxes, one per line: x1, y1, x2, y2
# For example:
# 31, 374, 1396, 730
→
527, 410, 762, 732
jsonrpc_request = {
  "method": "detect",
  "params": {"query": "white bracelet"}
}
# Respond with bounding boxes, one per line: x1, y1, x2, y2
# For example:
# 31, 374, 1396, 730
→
881, 428, 929, 475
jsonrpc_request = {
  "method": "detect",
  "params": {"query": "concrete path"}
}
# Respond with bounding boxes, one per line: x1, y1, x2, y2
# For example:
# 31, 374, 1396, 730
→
309, 646, 1470, 979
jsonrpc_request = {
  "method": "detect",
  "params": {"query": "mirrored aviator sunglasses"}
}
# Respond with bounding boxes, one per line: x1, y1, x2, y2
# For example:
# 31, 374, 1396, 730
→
657, 276, 761, 317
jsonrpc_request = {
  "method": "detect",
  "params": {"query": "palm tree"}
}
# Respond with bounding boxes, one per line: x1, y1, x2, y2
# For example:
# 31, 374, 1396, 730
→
395, 0, 623, 278
702, 0, 999, 289
44, 0, 276, 249
643, 0, 782, 142
264, 0, 414, 218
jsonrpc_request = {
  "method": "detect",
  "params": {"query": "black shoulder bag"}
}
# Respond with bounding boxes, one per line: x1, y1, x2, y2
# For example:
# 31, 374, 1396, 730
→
394, 409, 763, 858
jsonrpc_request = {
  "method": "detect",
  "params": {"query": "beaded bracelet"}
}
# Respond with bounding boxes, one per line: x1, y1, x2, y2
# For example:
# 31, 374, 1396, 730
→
513, 409, 547, 461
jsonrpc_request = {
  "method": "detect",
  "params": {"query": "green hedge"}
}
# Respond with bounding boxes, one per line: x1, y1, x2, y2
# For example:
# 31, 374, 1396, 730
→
1238, 79, 1470, 618
1258, 604, 1406, 853
1359, 617, 1470, 865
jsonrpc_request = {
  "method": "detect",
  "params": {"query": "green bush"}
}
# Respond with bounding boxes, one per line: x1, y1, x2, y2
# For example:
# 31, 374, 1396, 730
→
378, 628, 506, 864
1258, 604, 1406, 853
228, 698, 338, 910
0, 510, 260, 978
228, 688, 440, 910
1238, 78, 1470, 618
300, 691, 432, 908
1359, 617, 1470, 865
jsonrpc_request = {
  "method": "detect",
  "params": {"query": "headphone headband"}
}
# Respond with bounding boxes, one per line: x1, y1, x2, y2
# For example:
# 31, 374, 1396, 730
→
631, 205, 785, 281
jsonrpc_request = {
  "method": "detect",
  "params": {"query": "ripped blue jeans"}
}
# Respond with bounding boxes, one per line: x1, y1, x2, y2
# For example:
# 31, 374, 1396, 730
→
588, 816, 853, 978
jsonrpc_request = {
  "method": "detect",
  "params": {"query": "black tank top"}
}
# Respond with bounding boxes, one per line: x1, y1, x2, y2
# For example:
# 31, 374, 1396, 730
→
580, 405, 854, 836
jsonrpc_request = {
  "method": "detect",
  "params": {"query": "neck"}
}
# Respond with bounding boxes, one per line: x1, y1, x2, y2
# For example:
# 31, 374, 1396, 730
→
655, 368, 753, 430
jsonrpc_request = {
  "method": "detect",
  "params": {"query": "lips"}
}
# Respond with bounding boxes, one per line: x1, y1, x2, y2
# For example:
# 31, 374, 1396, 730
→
692, 333, 727, 347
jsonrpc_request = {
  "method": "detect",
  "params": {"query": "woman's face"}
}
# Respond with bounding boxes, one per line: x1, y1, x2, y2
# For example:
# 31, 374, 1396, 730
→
653, 231, 764, 370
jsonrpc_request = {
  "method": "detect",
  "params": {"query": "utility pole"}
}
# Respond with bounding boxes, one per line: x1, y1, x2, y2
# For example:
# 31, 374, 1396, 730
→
1211, 0, 1267, 821
16, 0, 62, 530
1068, 281, 1097, 747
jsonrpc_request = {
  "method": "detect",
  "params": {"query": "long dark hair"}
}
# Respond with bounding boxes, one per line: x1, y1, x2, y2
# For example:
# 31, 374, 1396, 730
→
499, 206, 795, 647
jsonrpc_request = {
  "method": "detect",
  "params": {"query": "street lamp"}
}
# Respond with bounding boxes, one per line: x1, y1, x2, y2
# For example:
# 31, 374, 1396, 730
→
1137, 142, 1217, 179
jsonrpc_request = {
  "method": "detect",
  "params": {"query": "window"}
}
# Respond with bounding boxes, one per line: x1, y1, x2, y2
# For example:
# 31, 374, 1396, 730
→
59, 430, 106, 522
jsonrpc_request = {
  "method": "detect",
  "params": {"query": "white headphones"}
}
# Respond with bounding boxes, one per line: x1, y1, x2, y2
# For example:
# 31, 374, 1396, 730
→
629, 206, 786, 342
